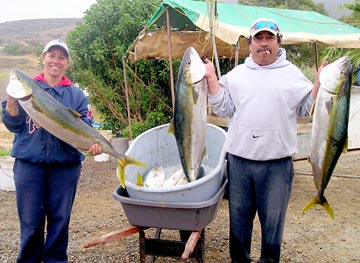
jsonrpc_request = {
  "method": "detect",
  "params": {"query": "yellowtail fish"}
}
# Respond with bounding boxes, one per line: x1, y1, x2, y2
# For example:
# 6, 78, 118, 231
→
7, 69, 147, 188
168, 47, 207, 182
302, 56, 352, 219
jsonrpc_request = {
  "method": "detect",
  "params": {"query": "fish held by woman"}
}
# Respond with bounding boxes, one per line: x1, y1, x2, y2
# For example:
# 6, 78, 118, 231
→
7, 69, 147, 188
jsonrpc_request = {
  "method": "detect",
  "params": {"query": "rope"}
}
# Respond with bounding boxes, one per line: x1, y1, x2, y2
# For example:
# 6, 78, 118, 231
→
206, 0, 221, 79
294, 170, 360, 179
125, 64, 173, 112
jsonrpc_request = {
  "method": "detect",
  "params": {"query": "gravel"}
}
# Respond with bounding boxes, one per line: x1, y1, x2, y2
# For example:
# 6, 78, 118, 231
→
1, 152, 360, 263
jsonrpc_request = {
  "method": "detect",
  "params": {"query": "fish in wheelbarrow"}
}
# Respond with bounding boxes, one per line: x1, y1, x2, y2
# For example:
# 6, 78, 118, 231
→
138, 164, 166, 187
302, 56, 352, 219
162, 168, 188, 187
137, 165, 187, 188
6, 69, 147, 188
168, 46, 208, 182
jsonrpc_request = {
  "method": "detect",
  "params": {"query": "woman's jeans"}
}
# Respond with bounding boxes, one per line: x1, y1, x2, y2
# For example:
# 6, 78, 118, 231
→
14, 159, 81, 263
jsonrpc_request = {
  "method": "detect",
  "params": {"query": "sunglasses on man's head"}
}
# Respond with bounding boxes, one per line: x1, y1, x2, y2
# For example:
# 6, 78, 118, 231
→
251, 21, 279, 32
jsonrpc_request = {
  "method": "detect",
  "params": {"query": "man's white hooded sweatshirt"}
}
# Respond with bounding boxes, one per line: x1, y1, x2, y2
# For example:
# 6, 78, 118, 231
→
209, 48, 314, 161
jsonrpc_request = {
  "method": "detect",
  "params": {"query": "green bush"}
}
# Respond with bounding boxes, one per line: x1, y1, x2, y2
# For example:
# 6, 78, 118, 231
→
0, 148, 11, 157
122, 111, 168, 138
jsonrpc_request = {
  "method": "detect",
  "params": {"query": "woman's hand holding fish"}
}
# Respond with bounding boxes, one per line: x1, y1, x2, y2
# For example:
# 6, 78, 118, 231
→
5, 95, 19, 117
88, 143, 102, 156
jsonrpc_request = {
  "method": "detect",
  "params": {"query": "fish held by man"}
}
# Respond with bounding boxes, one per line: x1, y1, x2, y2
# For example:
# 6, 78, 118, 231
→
302, 56, 352, 219
7, 69, 147, 188
168, 46, 208, 182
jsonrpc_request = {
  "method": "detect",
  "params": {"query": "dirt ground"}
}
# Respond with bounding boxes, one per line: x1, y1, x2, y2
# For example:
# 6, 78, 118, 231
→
0, 122, 360, 263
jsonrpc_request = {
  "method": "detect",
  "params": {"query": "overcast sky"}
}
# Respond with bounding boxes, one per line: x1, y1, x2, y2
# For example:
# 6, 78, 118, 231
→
313, 0, 351, 18
0, 0, 353, 24
0, 0, 97, 23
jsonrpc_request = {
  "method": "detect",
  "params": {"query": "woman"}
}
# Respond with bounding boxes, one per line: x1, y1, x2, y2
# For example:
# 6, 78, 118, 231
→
2, 39, 101, 263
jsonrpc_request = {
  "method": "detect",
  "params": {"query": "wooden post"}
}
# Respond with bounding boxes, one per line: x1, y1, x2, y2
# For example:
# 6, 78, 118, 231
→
166, 8, 175, 112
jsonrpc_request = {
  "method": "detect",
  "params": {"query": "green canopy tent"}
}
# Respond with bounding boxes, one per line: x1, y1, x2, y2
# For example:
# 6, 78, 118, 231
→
127, 0, 360, 62
123, 0, 360, 137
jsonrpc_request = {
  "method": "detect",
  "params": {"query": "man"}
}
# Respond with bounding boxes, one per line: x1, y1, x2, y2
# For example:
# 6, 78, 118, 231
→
204, 18, 327, 263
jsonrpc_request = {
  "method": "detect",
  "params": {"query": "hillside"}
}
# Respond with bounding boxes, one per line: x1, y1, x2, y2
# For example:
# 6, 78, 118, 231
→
0, 18, 82, 103
0, 18, 82, 46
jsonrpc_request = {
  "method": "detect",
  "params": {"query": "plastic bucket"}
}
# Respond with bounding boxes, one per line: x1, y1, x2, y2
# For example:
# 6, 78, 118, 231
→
0, 157, 15, 192
94, 153, 110, 162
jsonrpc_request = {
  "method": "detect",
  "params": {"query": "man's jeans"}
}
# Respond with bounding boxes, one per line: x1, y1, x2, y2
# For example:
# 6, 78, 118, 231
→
227, 154, 294, 263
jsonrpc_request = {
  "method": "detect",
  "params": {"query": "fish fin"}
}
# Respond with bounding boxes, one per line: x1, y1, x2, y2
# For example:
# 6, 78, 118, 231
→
302, 196, 318, 214
68, 109, 82, 118
325, 97, 333, 114
136, 173, 144, 186
322, 198, 335, 219
168, 120, 175, 135
343, 136, 349, 153
116, 163, 126, 188
192, 85, 199, 103
203, 146, 208, 159
309, 101, 315, 117
116, 157, 147, 189
302, 195, 334, 219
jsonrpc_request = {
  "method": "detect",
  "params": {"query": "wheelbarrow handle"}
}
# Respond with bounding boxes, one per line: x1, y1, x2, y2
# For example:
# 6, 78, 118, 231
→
181, 231, 202, 260
83, 225, 145, 248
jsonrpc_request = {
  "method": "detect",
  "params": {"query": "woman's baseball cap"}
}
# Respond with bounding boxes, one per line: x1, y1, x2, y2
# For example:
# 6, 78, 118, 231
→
42, 39, 70, 57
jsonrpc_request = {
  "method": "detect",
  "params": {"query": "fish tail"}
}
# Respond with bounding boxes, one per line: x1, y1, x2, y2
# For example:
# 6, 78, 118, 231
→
167, 120, 175, 135
302, 195, 334, 219
136, 173, 144, 186
322, 198, 335, 219
116, 157, 147, 189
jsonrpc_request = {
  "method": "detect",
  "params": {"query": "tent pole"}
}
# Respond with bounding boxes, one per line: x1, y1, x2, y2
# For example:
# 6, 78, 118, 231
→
166, 8, 175, 112
314, 43, 319, 71
122, 57, 133, 140
207, 0, 221, 79
234, 42, 239, 67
